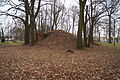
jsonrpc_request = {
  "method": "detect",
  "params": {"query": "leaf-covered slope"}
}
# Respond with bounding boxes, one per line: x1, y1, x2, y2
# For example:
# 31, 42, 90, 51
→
37, 30, 76, 49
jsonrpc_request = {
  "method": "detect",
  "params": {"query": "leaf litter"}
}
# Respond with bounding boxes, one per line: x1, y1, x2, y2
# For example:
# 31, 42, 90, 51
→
0, 30, 120, 80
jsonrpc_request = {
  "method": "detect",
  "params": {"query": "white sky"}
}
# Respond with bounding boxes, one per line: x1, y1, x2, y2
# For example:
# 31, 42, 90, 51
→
0, 0, 73, 24
64, 0, 78, 7
1, 0, 119, 37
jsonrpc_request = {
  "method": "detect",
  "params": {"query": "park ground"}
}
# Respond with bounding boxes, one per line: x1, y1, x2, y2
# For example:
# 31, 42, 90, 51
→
0, 31, 120, 80
0, 42, 120, 80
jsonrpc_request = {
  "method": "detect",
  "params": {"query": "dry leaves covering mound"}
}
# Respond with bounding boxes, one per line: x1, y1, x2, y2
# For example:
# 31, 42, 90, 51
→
0, 45, 120, 80
38, 30, 76, 49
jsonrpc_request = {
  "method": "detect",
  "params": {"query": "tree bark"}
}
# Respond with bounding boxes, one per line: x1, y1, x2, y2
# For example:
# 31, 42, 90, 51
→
24, 23, 30, 44
108, 15, 112, 43
51, 0, 56, 31
77, 0, 87, 49
88, 0, 94, 47
72, 15, 75, 34
1, 28, 5, 42
30, 18, 36, 46
84, 5, 88, 47
98, 33, 100, 42
24, 0, 30, 44
30, 0, 41, 46
30, 0, 35, 46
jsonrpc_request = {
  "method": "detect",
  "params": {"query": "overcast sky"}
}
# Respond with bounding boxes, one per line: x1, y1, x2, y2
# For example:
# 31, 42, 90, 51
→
0, 0, 76, 25
64, 0, 78, 6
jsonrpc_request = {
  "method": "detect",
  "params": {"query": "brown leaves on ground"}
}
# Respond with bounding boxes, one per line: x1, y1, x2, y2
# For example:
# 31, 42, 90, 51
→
37, 30, 77, 49
0, 30, 120, 80
0, 45, 120, 80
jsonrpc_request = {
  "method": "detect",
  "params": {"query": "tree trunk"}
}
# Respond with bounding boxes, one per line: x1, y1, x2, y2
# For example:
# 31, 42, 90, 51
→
84, 5, 88, 47
24, 23, 30, 44
50, 4, 53, 31
51, 0, 56, 31
88, 0, 94, 47
30, 0, 36, 46
72, 15, 75, 34
117, 28, 120, 42
88, 24, 94, 47
90, 25, 94, 43
0, 32, 1, 40
108, 15, 112, 43
90, 0, 94, 44
38, 14, 41, 32
1, 28, 5, 42
24, 0, 30, 45
77, 1, 85, 49
113, 19, 115, 46
30, 19, 36, 46
98, 32, 100, 42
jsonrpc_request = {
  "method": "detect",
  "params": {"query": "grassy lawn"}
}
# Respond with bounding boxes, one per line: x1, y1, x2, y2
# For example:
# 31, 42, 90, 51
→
0, 41, 23, 45
99, 42, 120, 48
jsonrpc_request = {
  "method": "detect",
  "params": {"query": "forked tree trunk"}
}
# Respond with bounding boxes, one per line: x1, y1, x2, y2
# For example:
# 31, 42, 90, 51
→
88, 0, 94, 47
30, 0, 41, 46
77, 0, 87, 49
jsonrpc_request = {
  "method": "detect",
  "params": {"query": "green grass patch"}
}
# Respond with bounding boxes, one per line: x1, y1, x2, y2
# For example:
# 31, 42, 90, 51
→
99, 42, 120, 48
0, 41, 23, 45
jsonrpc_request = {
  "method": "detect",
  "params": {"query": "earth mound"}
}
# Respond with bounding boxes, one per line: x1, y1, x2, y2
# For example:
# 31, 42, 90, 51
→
37, 30, 77, 49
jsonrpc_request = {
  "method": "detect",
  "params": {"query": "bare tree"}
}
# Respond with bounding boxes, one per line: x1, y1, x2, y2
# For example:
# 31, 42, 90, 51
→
0, 0, 41, 45
102, 0, 120, 43
87, 0, 110, 47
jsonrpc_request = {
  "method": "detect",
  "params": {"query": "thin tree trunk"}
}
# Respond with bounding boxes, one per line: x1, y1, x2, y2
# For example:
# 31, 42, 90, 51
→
1, 28, 5, 42
117, 27, 120, 42
72, 15, 75, 34
98, 33, 100, 42
113, 19, 115, 46
108, 15, 112, 43
50, 4, 53, 31
38, 15, 41, 32
84, 5, 88, 47
51, 0, 56, 31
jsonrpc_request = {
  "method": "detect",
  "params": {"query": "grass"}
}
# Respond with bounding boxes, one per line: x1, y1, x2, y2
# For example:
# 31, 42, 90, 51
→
0, 41, 23, 45
99, 42, 120, 48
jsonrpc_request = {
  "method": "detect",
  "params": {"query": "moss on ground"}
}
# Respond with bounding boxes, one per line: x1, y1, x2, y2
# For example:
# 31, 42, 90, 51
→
0, 41, 23, 46
99, 42, 120, 48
